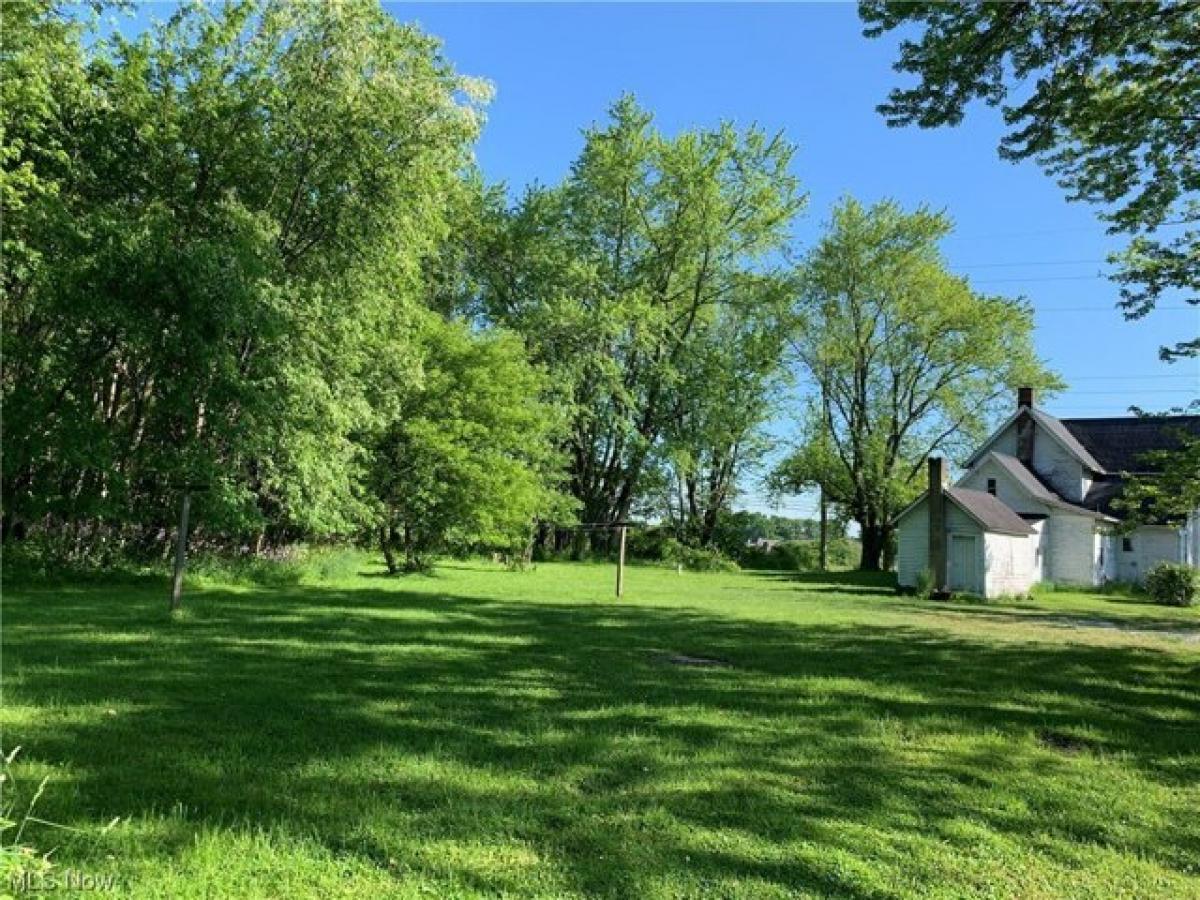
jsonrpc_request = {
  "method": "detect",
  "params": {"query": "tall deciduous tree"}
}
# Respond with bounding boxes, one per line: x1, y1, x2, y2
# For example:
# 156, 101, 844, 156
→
860, 1, 1200, 362
2, 1, 484, 556
774, 198, 1060, 571
656, 286, 792, 546
477, 97, 805, 542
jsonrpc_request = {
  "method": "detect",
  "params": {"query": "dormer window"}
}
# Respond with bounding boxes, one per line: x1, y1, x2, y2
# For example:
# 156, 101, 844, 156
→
986, 478, 997, 496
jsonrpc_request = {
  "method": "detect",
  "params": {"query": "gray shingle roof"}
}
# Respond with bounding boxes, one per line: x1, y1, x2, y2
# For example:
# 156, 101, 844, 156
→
1060, 415, 1200, 473
982, 452, 1060, 504
980, 452, 1112, 520
945, 486, 1035, 536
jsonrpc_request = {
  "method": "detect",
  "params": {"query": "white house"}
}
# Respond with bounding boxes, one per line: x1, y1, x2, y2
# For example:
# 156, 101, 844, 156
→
896, 388, 1200, 597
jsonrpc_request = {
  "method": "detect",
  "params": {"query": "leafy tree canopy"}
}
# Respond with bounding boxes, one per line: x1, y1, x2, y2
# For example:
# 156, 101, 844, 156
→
861, 1, 1200, 361
774, 197, 1061, 570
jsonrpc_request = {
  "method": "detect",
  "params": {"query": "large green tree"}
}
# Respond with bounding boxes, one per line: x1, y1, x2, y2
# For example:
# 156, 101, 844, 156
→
2, 1, 484, 557
654, 289, 792, 547
774, 198, 1060, 571
368, 319, 572, 573
860, 1, 1199, 362
476, 97, 805, 542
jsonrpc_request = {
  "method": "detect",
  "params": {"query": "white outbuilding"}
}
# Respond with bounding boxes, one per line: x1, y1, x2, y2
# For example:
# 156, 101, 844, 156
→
895, 388, 1200, 598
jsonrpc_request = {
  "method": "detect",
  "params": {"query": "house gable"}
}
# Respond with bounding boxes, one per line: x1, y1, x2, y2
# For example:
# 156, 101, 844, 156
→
959, 453, 1055, 516
965, 408, 1105, 477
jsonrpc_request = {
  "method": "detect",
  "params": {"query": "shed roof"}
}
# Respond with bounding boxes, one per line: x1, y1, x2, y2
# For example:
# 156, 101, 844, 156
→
945, 486, 1035, 536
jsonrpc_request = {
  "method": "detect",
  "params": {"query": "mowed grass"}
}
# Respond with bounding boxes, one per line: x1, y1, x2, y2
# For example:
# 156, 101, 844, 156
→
3, 559, 1199, 899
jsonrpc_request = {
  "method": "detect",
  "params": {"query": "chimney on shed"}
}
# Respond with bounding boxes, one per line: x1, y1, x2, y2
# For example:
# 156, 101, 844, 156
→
927, 457, 948, 592
1016, 386, 1035, 465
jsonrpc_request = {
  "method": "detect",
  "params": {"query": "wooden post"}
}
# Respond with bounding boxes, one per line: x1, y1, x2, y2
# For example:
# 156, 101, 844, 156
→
169, 491, 191, 613
615, 526, 627, 598
818, 486, 828, 572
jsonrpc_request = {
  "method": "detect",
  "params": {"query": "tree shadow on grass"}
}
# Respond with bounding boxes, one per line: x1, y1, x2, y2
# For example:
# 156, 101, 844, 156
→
4, 581, 1199, 896
744, 569, 900, 596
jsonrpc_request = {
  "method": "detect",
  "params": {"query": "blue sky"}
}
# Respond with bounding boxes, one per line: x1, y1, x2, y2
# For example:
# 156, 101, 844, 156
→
118, 2, 1198, 516
392, 2, 1197, 515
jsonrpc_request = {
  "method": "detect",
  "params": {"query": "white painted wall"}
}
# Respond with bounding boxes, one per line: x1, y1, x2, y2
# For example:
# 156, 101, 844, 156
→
983, 531, 1038, 596
896, 501, 927, 589
895, 496, 980, 588
959, 458, 1053, 516
1043, 515, 1098, 586
988, 422, 1019, 457
1032, 432, 1086, 502
1093, 529, 1118, 585
1117, 526, 1186, 583
1184, 510, 1200, 567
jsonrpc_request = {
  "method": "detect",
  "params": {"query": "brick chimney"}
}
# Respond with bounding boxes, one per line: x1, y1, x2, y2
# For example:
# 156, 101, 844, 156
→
927, 457, 947, 592
1016, 386, 1035, 465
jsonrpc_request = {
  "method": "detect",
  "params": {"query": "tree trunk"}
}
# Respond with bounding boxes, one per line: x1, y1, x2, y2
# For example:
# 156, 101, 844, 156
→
380, 526, 399, 575
859, 519, 885, 571
881, 523, 897, 571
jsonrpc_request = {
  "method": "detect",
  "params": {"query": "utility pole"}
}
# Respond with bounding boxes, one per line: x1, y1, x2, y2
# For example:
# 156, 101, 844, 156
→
818, 367, 830, 571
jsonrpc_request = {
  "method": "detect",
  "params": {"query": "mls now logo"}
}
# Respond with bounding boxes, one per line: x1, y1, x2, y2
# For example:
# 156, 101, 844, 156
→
10, 870, 119, 893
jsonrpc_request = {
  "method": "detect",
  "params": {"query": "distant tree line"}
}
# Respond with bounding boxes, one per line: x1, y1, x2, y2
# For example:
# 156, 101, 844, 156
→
3, 1, 1071, 573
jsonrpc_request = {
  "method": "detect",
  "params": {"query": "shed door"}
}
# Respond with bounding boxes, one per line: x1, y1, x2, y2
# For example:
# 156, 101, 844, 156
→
949, 535, 979, 593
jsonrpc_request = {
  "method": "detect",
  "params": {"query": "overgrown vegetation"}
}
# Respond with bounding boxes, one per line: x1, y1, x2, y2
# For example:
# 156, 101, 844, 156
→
1, 1, 1068, 580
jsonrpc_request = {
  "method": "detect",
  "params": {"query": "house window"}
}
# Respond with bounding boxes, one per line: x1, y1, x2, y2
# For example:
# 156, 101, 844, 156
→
986, 478, 997, 496
1122, 537, 1133, 552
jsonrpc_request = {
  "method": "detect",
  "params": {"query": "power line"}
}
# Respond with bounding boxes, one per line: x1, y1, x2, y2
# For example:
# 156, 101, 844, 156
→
1035, 304, 1193, 311
974, 274, 1110, 284
1057, 388, 1197, 395
953, 218, 1192, 240
1061, 373, 1198, 380
955, 258, 1106, 268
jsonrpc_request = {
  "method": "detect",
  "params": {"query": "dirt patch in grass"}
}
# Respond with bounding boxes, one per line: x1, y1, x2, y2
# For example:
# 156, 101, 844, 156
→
1037, 729, 1100, 756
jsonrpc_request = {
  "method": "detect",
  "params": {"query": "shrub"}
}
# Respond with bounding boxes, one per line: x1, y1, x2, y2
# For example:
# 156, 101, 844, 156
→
1144, 562, 1199, 607
738, 538, 860, 572
673, 544, 740, 573
188, 550, 305, 587
625, 527, 675, 562
305, 547, 366, 582
915, 568, 935, 600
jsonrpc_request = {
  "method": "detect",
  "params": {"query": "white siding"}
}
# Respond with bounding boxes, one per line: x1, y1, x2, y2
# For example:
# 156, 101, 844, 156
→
983, 531, 1038, 597
1181, 509, 1200, 567
895, 500, 929, 589
1043, 515, 1096, 586
1096, 529, 1118, 584
1033, 433, 1086, 502
1117, 526, 1186, 583
987, 422, 1019, 457
895, 497, 981, 588
959, 459, 1052, 516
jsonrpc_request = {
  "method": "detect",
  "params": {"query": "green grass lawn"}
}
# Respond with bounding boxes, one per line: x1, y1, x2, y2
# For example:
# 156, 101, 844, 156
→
3, 559, 1199, 898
